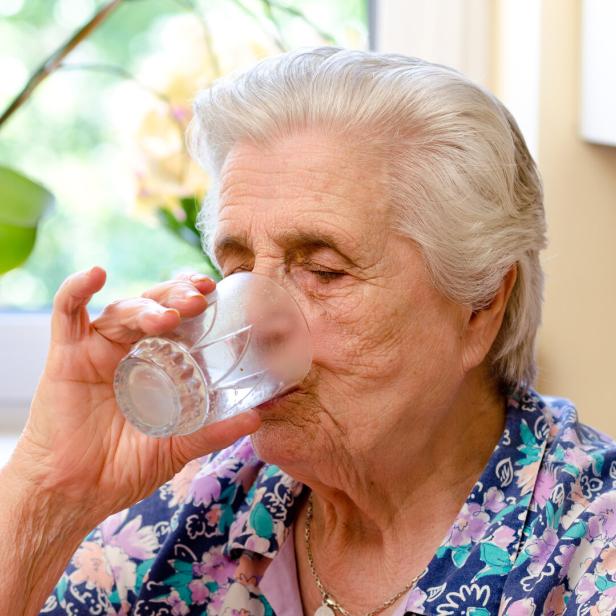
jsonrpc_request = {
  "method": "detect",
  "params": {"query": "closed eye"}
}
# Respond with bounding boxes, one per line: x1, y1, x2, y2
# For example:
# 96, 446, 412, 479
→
310, 270, 345, 283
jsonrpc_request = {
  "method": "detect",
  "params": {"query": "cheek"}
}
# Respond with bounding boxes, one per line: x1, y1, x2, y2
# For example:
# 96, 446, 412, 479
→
305, 287, 410, 379
306, 284, 464, 385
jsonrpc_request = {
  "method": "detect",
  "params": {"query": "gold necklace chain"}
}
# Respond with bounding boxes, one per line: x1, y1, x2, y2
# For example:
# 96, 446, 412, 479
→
303, 493, 420, 616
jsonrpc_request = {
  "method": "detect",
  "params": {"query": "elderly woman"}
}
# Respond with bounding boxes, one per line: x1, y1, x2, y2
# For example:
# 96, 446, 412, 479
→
1, 47, 615, 616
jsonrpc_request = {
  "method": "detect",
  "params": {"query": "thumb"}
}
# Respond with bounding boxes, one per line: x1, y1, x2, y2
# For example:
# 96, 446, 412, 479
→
170, 409, 261, 468
51, 266, 107, 344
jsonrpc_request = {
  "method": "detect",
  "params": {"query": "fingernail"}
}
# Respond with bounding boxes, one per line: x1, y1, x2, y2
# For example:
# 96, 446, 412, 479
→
187, 291, 206, 299
163, 308, 180, 317
190, 274, 212, 283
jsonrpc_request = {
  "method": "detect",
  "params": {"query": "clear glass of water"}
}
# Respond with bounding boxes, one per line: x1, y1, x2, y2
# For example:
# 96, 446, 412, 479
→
113, 273, 312, 437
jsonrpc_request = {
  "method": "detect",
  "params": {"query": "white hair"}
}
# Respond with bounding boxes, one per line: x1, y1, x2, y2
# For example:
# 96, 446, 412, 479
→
189, 47, 547, 389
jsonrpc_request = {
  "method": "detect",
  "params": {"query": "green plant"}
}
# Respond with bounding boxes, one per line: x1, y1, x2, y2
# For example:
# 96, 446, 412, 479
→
0, 166, 54, 274
0, 0, 342, 281
0, 0, 124, 274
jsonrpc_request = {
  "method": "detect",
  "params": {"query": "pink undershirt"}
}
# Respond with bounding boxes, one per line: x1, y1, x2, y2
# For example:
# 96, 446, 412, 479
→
260, 525, 412, 615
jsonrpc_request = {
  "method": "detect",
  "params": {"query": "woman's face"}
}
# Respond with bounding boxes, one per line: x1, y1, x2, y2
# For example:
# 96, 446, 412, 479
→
213, 130, 472, 469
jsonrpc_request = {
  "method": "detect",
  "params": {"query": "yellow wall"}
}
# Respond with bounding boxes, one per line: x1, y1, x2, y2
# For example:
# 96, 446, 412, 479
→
534, 0, 616, 434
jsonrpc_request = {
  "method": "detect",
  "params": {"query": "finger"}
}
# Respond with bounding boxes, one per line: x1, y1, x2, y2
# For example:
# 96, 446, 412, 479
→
141, 281, 211, 318
92, 297, 182, 344
175, 272, 217, 294
51, 266, 107, 344
170, 409, 261, 467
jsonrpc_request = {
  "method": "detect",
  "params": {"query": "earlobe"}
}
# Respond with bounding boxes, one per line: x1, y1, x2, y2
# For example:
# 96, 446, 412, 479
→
462, 265, 518, 373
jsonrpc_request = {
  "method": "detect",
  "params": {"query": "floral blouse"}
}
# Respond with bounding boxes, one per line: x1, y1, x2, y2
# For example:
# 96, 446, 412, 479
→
40, 388, 616, 615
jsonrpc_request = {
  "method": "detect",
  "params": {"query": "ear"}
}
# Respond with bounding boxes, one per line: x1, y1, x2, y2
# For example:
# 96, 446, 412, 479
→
461, 265, 518, 373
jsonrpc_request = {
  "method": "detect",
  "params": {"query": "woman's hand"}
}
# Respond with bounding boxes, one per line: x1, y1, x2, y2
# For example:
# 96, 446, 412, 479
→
5, 266, 261, 524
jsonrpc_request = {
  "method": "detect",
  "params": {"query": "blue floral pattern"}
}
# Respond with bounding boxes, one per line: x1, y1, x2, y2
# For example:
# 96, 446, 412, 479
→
40, 388, 616, 615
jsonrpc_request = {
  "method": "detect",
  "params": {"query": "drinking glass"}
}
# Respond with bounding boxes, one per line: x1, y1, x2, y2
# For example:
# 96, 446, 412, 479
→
113, 273, 312, 437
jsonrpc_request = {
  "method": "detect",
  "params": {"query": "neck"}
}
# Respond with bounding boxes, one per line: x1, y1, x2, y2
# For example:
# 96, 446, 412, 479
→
287, 371, 507, 614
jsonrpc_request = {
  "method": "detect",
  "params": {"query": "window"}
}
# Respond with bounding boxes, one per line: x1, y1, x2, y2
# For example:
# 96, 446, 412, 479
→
0, 0, 368, 441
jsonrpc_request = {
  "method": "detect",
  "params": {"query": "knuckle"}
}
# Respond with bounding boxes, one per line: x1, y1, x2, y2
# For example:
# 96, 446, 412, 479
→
52, 273, 77, 308
101, 298, 128, 316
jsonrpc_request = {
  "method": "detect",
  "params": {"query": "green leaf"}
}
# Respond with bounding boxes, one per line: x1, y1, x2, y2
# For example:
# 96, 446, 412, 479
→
451, 544, 472, 568
0, 223, 37, 273
514, 550, 530, 568
480, 542, 511, 568
172, 559, 194, 574
264, 464, 281, 478
474, 564, 511, 580
520, 420, 537, 447
160, 572, 193, 603
157, 204, 201, 248
55, 574, 68, 600
595, 574, 616, 592
135, 558, 156, 594
0, 167, 54, 274
554, 502, 565, 529
563, 521, 587, 540
546, 501, 555, 528
259, 595, 275, 616
249, 501, 274, 539
0, 166, 54, 226
180, 196, 199, 232
563, 463, 581, 478
492, 503, 516, 524
108, 588, 121, 605
219, 503, 235, 533
467, 609, 491, 616
220, 484, 238, 502
592, 452, 605, 475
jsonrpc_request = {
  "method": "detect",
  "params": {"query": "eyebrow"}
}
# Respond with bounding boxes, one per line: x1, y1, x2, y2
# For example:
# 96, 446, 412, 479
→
214, 230, 359, 268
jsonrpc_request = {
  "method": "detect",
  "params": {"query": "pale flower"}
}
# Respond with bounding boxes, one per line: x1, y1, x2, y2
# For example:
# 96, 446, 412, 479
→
168, 458, 203, 507
168, 590, 190, 616
501, 597, 536, 616
555, 544, 576, 580
525, 528, 558, 577
69, 541, 113, 592
593, 586, 616, 615
567, 538, 603, 587
219, 582, 265, 616
483, 486, 507, 512
576, 572, 598, 604
588, 492, 616, 541
189, 578, 211, 604
492, 525, 517, 550
447, 503, 490, 547
532, 469, 557, 507
515, 460, 541, 496
564, 447, 593, 472
130, 14, 280, 220
597, 545, 616, 576
104, 544, 137, 601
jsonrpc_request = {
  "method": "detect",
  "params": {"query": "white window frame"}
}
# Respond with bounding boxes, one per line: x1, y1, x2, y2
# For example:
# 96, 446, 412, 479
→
370, 0, 541, 158
0, 312, 51, 432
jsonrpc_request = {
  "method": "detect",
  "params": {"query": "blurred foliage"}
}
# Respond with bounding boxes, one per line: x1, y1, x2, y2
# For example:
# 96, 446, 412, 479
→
0, 166, 54, 273
0, 0, 367, 309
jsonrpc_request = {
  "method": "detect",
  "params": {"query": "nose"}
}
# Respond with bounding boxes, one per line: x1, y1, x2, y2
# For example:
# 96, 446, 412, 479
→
249, 258, 302, 306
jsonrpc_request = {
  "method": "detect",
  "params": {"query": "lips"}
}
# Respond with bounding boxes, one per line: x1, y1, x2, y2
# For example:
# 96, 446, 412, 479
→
256, 386, 300, 410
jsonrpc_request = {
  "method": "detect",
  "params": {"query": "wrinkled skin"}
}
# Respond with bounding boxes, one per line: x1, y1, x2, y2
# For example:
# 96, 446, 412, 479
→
213, 129, 516, 613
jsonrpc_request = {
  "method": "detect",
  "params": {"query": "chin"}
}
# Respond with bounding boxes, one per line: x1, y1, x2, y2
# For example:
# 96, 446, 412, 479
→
250, 397, 319, 467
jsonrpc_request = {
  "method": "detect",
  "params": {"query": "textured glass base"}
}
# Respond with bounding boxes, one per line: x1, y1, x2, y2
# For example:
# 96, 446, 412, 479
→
114, 337, 209, 437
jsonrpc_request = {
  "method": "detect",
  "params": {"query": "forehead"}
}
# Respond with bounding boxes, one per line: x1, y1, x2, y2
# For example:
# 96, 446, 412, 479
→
213, 131, 389, 251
